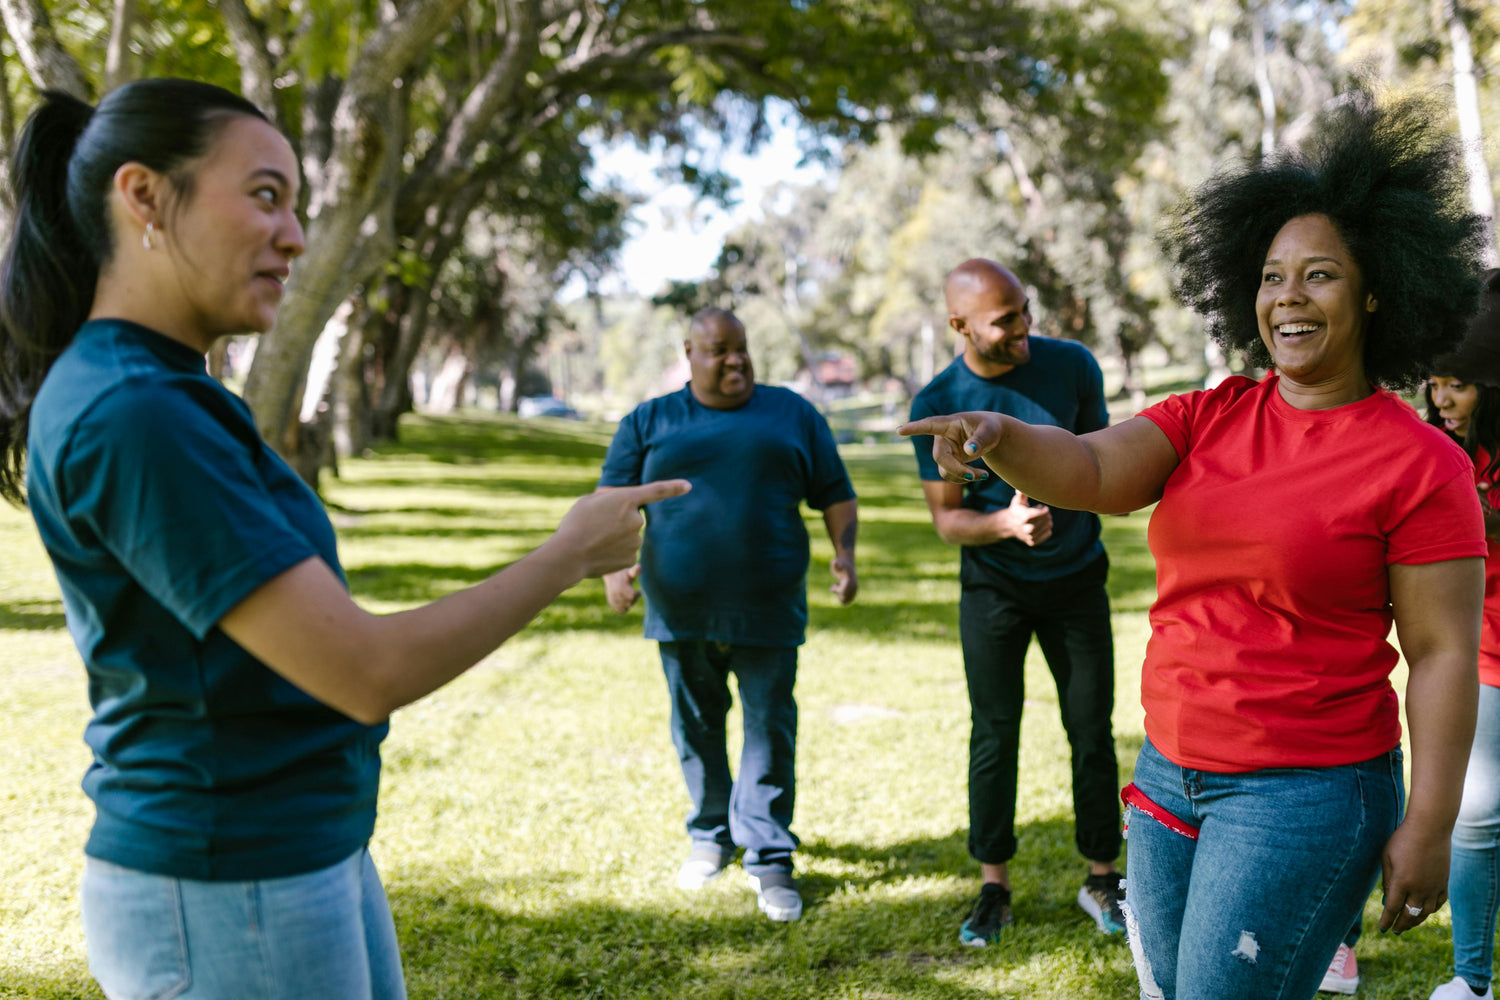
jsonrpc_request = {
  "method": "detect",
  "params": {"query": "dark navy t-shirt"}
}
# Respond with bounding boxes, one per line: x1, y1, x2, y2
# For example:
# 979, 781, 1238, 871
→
909, 338, 1108, 581
26, 319, 385, 880
599, 384, 855, 646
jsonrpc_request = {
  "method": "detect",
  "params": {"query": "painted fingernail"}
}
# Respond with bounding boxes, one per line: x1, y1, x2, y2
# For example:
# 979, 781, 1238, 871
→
965, 442, 977, 453
963, 472, 974, 481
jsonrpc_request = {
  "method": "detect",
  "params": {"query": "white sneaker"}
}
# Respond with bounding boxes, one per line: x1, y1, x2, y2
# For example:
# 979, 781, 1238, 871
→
676, 845, 734, 890
749, 871, 802, 922
1431, 976, 1495, 1000
1318, 943, 1359, 994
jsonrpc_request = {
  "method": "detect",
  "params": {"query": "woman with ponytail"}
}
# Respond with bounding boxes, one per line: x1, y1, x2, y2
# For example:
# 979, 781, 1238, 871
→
3, 80, 687, 999
1426, 271, 1500, 1000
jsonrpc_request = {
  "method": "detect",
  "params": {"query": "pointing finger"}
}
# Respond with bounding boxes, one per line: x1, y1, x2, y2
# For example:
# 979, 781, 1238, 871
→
899, 416, 958, 438
617, 479, 692, 507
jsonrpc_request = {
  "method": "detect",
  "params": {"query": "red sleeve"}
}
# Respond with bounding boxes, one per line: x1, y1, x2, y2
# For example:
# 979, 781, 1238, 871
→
1138, 391, 1196, 459
1388, 465, 1488, 566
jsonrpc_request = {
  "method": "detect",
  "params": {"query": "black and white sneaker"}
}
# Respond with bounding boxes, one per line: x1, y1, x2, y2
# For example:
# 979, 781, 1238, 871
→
959, 883, 1014, 946
1078, 872, 1126, 935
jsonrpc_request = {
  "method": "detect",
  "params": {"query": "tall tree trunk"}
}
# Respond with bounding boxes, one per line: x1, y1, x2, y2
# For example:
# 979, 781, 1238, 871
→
372, 291, 438, 436
0, 0, 89, 98
332, 301, 374, 458
0, 42, 16, 216
1446, 0, 1498, 266
1250, 2, 1277, 162
104, 0, 135, 91
216, 0, 287, 133
240, 0, 467, 452
367, 180, 489, 440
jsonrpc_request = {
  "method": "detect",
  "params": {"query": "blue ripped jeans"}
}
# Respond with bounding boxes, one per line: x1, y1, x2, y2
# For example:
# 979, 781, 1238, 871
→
82, 847, 405, 1000
1125, 738, 1402, 1000
1449, 683, 1500, 992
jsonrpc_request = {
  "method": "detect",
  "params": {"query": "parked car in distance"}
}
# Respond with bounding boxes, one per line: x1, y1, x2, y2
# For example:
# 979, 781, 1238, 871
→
517, 395, 582, 419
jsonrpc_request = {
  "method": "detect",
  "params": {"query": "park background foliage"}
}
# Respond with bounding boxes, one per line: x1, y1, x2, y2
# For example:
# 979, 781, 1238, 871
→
0, 1, 1495, 481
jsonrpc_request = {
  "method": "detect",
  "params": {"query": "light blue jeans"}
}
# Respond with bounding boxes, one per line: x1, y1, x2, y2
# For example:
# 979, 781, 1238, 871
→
1450, 683, 1500, 992
1125, 738, 1403, 1000
82, 847, 405, 1000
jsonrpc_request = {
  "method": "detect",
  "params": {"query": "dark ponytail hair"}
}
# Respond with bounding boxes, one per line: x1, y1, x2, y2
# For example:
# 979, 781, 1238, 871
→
0, 79, 267, 505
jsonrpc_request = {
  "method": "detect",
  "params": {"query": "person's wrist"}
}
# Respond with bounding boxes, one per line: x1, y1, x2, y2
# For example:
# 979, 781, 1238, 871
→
532, 534, 590, 589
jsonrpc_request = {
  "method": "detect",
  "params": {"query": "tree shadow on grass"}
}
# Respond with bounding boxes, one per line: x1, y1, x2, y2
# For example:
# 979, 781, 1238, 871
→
389, 888, 1025, 1000
0, 968, 101, 1000
385, 819, 1143, 999
372, 413, 615, 465
337, 475, 597, 499
0, 600, 67, 631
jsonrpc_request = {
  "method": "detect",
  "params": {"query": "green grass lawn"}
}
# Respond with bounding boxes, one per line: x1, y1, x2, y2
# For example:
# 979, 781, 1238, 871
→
0, 411, 1465, 998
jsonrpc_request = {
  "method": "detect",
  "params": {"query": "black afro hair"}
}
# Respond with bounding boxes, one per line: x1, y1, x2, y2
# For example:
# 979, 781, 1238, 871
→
1160, 90, 1489, 392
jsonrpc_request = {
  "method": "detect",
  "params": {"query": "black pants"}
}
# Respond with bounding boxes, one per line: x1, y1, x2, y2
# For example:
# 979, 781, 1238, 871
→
959, 553, 1120, 865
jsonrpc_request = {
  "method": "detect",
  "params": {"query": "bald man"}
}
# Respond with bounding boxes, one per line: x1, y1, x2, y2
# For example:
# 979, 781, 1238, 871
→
908, 260, 1122, 946
597, 308, 858, 924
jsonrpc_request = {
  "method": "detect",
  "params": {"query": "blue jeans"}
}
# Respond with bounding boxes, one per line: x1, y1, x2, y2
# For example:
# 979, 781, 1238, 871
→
659, 641, 798, 876
1450, 683, 1500, 991
1126, 738, 1402, 1000
82, 847, 405, 1000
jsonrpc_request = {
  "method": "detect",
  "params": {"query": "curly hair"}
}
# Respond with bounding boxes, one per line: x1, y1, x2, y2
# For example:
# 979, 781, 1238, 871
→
1160, 90, 1488, 392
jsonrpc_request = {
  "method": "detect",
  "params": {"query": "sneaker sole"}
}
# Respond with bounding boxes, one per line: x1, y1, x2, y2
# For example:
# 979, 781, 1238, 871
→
749, 874, 802, 922
1076, 886, 1125, 934
1316, 973, 1358, 995
676, 867, 726, 890
757, 897, 802, 922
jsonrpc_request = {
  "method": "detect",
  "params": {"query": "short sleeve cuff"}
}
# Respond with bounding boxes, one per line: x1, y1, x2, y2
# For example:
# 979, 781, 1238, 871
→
178, 540, 321, 639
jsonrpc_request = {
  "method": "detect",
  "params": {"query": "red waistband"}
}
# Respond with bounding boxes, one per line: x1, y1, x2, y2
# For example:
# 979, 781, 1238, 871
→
1121, 782, 1200, 840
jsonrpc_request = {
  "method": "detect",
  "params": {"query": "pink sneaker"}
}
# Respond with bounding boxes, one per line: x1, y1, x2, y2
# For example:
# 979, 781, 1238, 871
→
1319, 943, 1359, 995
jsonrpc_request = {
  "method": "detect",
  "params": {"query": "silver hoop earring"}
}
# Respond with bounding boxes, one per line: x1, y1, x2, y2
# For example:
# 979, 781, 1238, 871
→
142, 222, 155, 251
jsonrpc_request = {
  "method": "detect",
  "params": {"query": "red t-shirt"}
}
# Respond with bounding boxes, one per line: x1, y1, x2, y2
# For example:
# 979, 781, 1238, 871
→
1475, 448, 1500, 688
1139, 375, 1485, 772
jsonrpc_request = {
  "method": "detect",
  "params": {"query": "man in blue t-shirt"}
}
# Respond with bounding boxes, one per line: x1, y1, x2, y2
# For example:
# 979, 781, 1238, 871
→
908, 259, 1122, 946
598, 308, 858, 924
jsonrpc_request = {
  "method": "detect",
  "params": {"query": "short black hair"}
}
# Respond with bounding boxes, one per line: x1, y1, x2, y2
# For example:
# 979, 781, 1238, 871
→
1161, 90, 1488, 392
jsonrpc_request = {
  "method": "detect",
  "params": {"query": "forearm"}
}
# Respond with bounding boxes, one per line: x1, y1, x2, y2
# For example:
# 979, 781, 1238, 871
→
822, 498, 858, 557
976, 419, 1101, 507
1402, 650, 1478, 833
363, 540, 586, 716
223, 545, 586, 726
931, 506, 1006, 546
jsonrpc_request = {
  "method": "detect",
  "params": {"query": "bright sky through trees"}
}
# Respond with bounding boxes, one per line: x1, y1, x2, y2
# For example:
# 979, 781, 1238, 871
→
590, 107, 831, 296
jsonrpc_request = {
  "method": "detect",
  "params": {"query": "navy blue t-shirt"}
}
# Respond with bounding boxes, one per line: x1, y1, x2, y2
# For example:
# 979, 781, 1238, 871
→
909, 338, 1108, 581
26, 319, 385, 880
599, 384, 855, 646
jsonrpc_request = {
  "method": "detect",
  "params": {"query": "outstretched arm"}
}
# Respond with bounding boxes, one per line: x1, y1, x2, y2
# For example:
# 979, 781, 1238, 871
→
822, 497, 858, 604
1379, 556, 1483, 933
900, 413, 1180, 515
221, 481, 690, 724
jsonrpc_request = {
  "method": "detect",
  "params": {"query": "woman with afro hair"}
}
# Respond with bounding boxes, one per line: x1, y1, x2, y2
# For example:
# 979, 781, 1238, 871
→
903, 91, 1490, 1000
